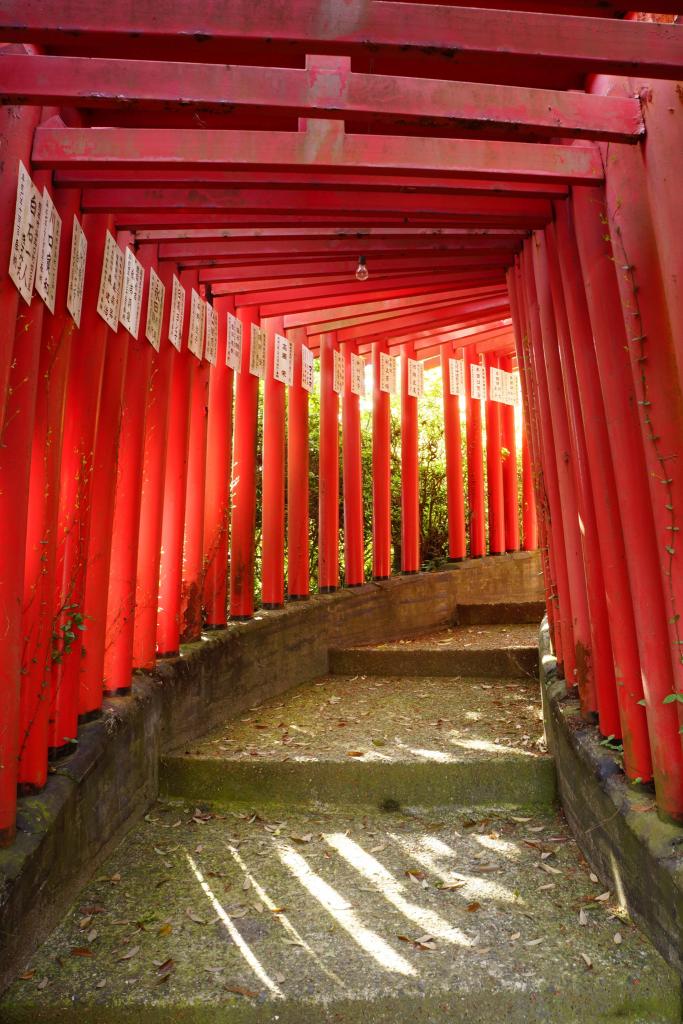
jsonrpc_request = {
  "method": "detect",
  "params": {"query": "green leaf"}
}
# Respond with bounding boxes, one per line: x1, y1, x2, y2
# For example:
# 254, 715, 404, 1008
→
662, 693, 683, 704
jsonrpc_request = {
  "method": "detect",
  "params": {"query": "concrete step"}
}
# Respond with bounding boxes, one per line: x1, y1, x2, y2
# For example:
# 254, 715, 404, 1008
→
2, 801, 679, 1023
329, 623, 539, 679
456, 600, 546, 625
159, 667, 554, 811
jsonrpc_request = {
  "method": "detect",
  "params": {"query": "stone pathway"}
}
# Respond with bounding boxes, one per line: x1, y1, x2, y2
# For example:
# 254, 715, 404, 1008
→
2, 618, 680, 1022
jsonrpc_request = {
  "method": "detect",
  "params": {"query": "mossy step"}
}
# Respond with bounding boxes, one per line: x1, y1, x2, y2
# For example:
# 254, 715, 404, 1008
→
159, 752, 557, 811
329, 645, 538, 679
3, 802, 679, 1024
159, 671, 552, 811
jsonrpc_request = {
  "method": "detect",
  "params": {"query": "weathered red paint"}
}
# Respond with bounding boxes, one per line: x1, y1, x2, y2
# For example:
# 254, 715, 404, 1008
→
572, 183, 683, 822
400, 342, 420, 573
372, 341, 392, 579
156, 269, 196, 655
341, 341, 365, 587
440, 343, 467, 561
261, 315, 286, 609
287, 327, 310, 600
485, 353, 505, 556
229, 306, 260, 619
132, 263, 176, 669
49, 213, 113, 751
0, 53, 644, 142
318, 332, 340, 592
9, 1, 681, 79
102, 243, 156, 695
203, 294, 234, 629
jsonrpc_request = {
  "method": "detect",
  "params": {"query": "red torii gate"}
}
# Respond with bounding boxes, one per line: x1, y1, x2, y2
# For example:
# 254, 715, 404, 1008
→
1, 0, 683, 849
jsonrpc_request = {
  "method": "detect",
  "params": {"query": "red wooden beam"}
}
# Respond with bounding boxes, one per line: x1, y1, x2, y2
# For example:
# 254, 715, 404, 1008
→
0, 53, 643, 142
335, 298, 510, 343
134, 227, 525, 242
32, 123, 604, 183
56, 168, 569, 200
6, 1, 682, 80
201, 255, 508, 283
298, 286, 506, 333
81, 187, 552, 220
158, 239, 523, 263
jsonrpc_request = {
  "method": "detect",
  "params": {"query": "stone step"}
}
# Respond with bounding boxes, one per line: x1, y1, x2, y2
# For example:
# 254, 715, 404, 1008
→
159, 668, 554, 811
456, 600, 546, 625
329, 623, 539, 679
2, 801, 679, 1023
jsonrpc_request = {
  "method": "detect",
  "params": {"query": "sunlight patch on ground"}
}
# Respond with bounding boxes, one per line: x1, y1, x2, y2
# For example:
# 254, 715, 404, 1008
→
324, 833, 473, 946
276, 844, 417, 976
224, 843, 346, 989
185, 852, 284, 997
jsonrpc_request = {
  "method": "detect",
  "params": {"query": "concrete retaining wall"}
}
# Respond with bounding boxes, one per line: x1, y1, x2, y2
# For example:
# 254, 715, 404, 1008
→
0, 552, 542, 991
539, 619, 683, 979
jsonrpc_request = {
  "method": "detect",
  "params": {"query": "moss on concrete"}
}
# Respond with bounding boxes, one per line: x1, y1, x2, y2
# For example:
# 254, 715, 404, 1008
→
2, 802, 679, 1023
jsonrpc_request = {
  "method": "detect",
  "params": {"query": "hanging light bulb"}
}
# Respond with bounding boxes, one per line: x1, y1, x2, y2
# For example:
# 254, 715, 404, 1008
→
355, 255, 369, 282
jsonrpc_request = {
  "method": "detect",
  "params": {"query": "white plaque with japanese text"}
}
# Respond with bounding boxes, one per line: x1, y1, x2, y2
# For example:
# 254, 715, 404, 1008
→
301, 344, 315, 393
249, 323, 266, 378
490, 366, 506, 404
66, 216, 87, 328
448, 357, 465, 397
97, 230, 124, 331
470, 361, 487, 400
145, 267, 165, 351
35, 187, 61, 314
168, 274, 185, 351
379, 351, 397, 395
226, 312, 242, 371
205, 303, 218, 366
407, 357, 424, 399
333, 349, 344, 395
187, 289, 205, 359
120, 246, 144, 339
9, 161, 42, 305
274, 332, 293, 385
350, 352, 365, 397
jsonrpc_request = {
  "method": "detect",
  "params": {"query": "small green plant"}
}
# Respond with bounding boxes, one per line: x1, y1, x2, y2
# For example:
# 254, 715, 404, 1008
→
51, 604, 87, 664
599, 734, 624, 753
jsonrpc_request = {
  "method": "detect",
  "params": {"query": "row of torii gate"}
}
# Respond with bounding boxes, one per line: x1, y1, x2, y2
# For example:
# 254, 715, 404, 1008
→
1, 1, 683, 846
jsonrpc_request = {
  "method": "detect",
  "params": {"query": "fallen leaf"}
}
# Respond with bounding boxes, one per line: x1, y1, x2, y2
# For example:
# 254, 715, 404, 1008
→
117, 946, 140, 962
87, 929, 98, 943
156, 958, 176, 982
282, 937, 305, 947
437, 881, 467, 891
589, 872, 599, 883
79, 916, 93, 930
594, 892, 610, 903
37, 978, 49, 990
71, 947, 93, 958
525, 938, 543, 946
580, 952, 593, 970
510, 932, 521, 941
274, 972, 286, 984
290, 834, 313, 844
466, 902, 481, 913
226, 985, 259, 998
19, 971, 35, 981
579, 909, 589, 927
347, 751, 365, 757
186, 908, 206, 924
158, 923, 173, 937
95, 980, 106, 989
614, 932, 623, 945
